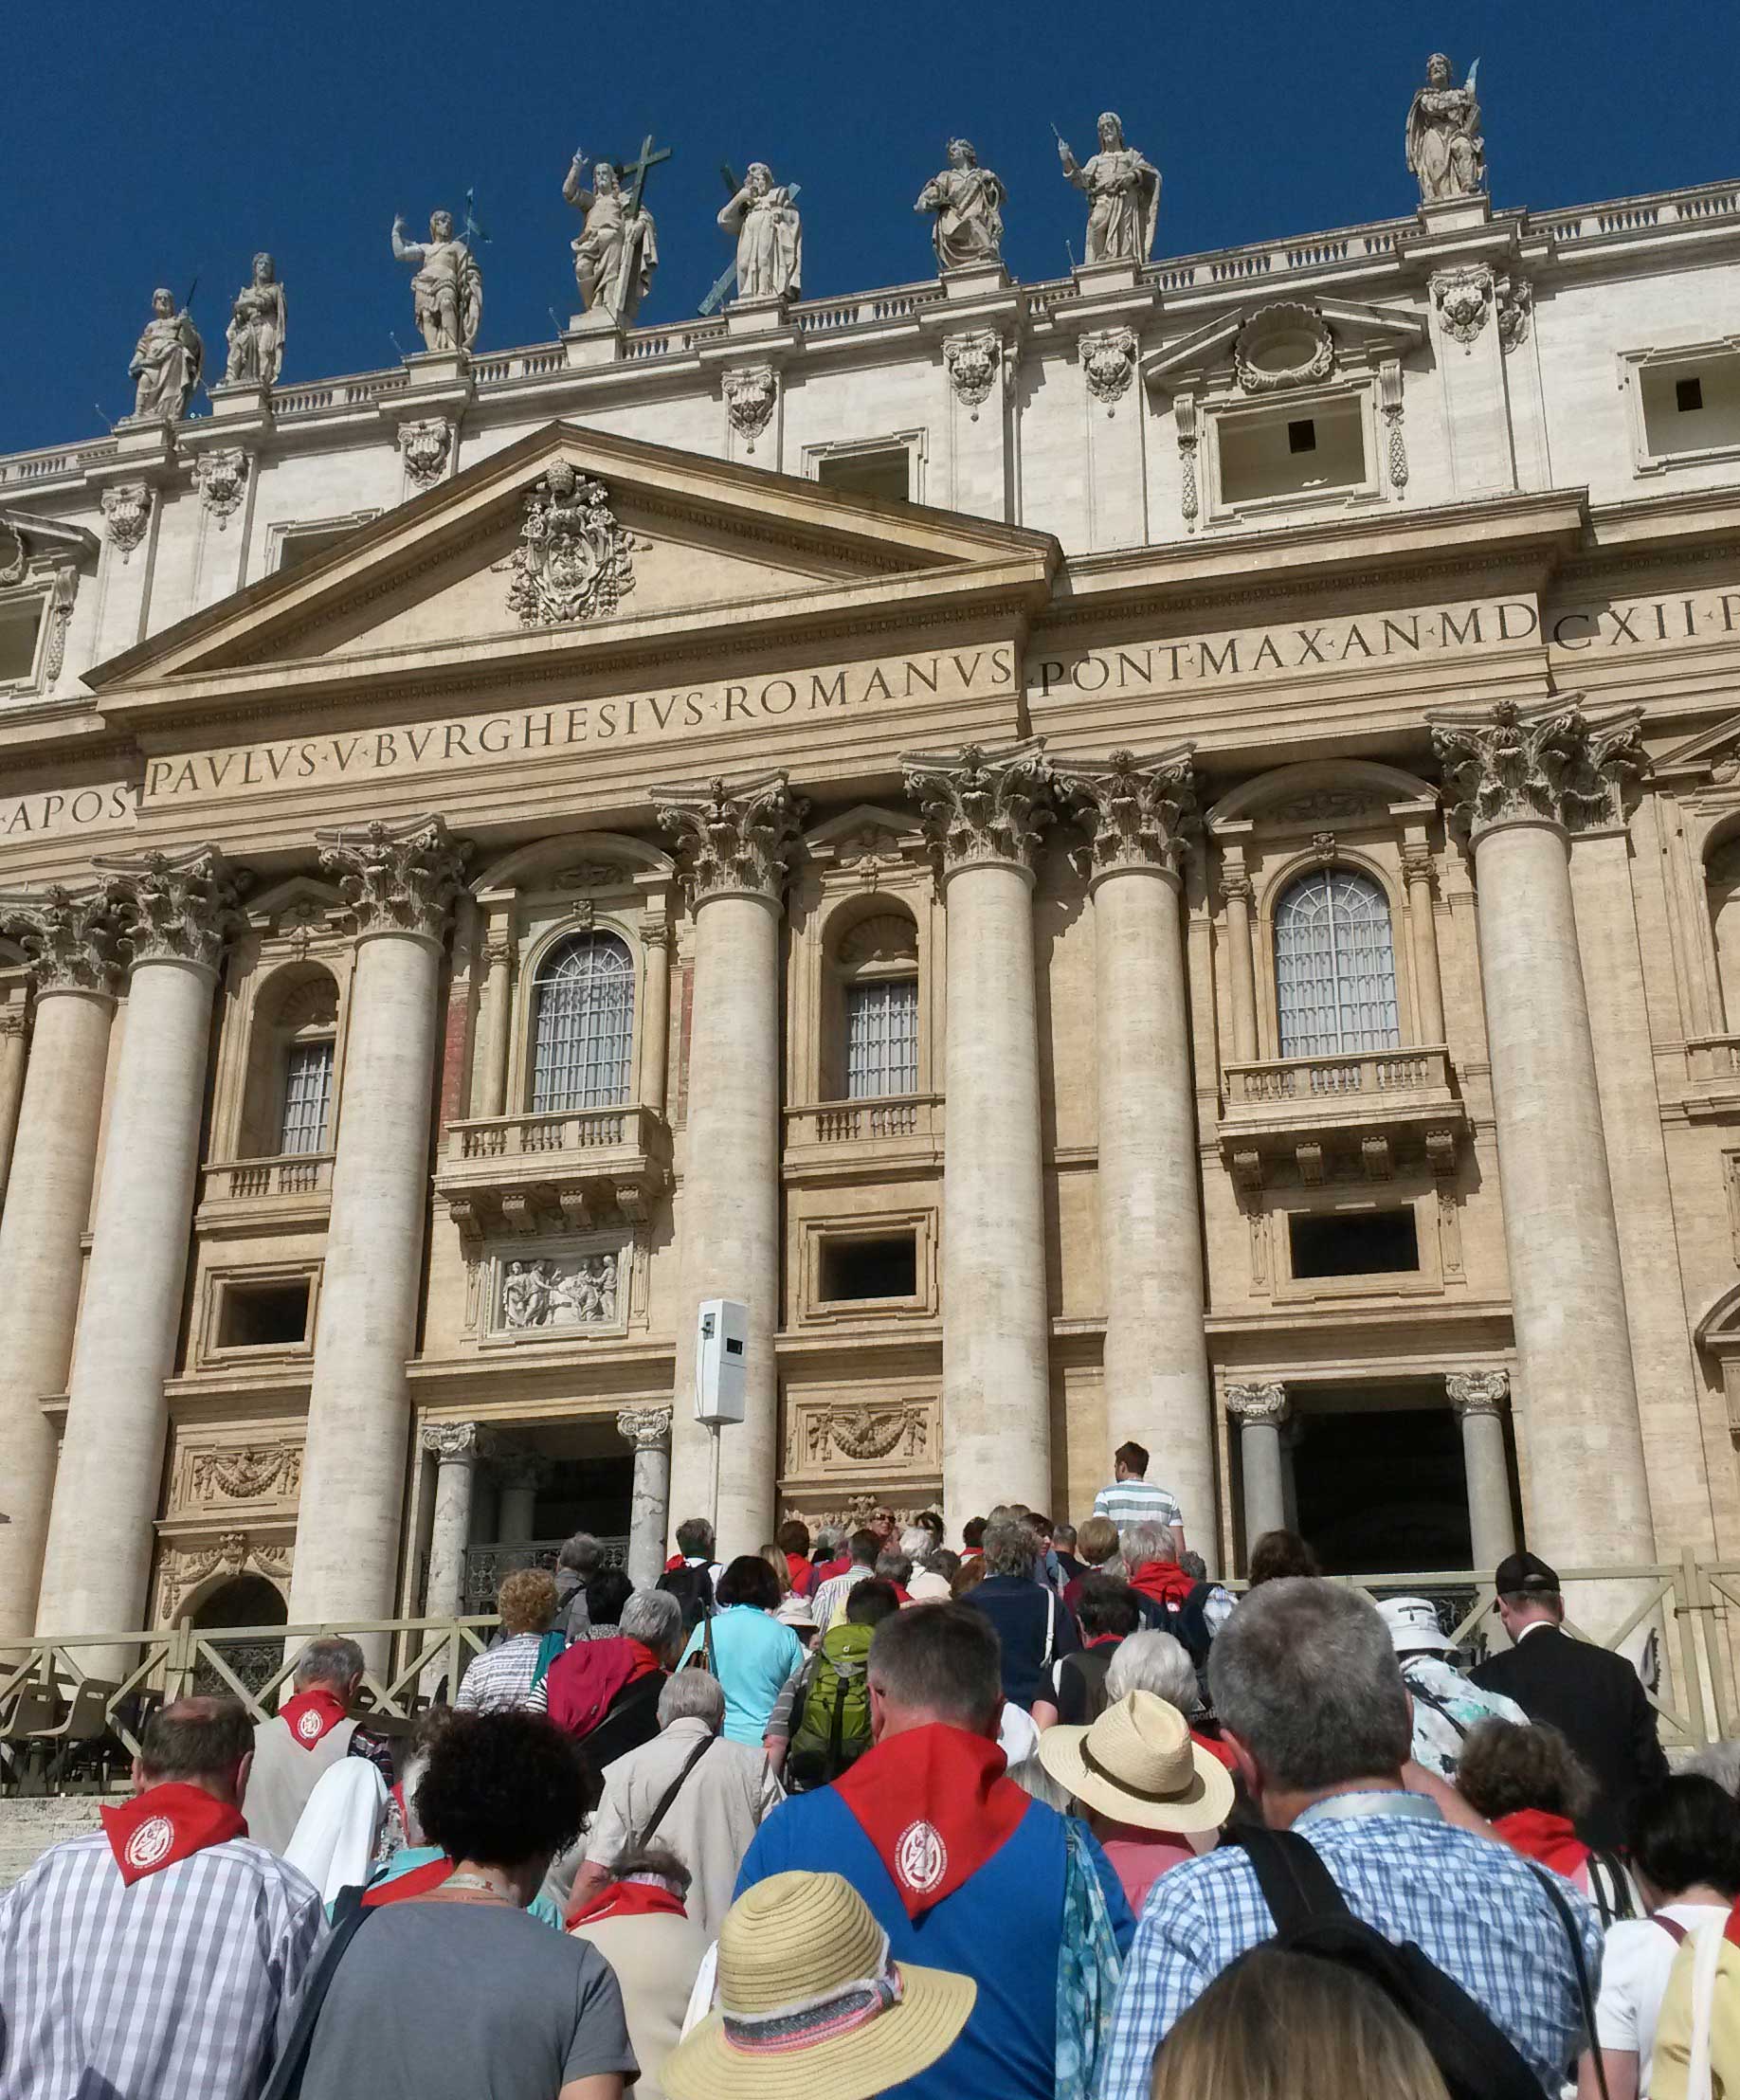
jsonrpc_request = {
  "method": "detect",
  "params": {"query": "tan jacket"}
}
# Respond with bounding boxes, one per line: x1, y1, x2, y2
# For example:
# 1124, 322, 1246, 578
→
245, 1712, 357, 1856
569, 1910, 709, 2100
1654, 1920, 1740, 2099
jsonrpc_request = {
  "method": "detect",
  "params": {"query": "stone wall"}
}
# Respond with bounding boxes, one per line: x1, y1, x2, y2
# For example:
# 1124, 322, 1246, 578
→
0, 1794, 104, 1889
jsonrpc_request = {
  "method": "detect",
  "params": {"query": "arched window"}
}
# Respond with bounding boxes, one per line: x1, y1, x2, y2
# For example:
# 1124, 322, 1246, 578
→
1707, 840, 1740, 1032
531, 932, 635, 1113
1274, 868, 1400, 1058
239, 965, 339, 1160
829, 909, 919, 1099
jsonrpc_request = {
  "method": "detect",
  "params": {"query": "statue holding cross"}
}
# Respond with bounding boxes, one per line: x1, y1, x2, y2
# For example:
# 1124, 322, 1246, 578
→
562, 135, 670, 326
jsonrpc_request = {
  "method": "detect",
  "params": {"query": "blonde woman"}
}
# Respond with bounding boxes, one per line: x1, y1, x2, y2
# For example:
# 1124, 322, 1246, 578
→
1151, 1945, 1452, 2100
454, 1568, 562, 1714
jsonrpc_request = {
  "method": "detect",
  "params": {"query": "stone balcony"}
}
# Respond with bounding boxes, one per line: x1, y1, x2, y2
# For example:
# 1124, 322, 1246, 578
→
1217, 1046, 1467, 1187
195, 1151, 335, 1232
434, 1105, 670, 1240
782, 1093, 945, 1185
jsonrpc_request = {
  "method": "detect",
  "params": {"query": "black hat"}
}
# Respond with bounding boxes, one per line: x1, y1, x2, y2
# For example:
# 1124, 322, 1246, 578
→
1494, 1549, 1559, 1594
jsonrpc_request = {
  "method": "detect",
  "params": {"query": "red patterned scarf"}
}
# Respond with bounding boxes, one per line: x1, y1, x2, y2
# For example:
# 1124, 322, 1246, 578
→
362, 1856, 455, 1907
833, 1722, 1029, 1919
278, 1688, 349, 1750
1128, 1561, 1196, 1610
566, 1877, 689, 1928
101, 1783, 246, 1885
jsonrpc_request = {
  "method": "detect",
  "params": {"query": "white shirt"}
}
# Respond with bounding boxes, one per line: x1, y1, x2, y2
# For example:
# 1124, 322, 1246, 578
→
1092, 1479, 1184, 1533
1594, 1900, 1730, 2085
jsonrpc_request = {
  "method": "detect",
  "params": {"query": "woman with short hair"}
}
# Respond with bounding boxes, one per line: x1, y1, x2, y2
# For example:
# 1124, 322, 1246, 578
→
676, 1553, 806, 1749
283, 1712, 635, 2100
1457, 1718, 1636, 1925
454, 1568, 561, 1714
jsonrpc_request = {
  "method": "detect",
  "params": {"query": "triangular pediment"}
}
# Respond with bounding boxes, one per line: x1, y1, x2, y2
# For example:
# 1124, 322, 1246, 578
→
1658, 709, 1740, 784
87, 422, 1057, 717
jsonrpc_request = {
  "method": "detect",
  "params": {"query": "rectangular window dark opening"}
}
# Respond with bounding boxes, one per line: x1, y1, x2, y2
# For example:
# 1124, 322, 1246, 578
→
1287, 418, 1317, 454
817, 448, 911, 502
1677, 375, 1705, 414
822, 1234, 917, 1301
219, 1277, 311, 1349
1289, 1209, 1420, 1279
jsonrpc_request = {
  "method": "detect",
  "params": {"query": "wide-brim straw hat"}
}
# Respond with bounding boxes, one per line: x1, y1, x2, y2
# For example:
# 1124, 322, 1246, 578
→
1039, 1689, 1236, 1834
662, 1870, 976, 2100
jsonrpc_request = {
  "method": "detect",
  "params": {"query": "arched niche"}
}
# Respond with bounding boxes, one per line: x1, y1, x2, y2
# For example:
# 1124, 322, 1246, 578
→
238, 960, 342, 1160
818, 891, 922, 1101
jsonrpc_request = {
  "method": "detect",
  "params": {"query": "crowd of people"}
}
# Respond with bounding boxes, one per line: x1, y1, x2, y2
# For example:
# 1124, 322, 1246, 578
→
7, 1437, 1740, 2098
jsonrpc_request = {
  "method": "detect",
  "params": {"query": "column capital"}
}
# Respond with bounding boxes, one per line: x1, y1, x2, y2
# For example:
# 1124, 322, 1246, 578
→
91, 846, 248, 973
653, 771, 808, 905
1225, 1379, 1289, 1425
0, 1005, 27, 1039
317, 814, 470, 943
0, 881, 124, 994
900, 738, 1053, 879
1429, 699, 1648, 843
1400, 842, 1437, 888
422, 1419, 490, 1462
1448, 1369, 1511, 1420
1053, 745, 1200, 882
617, 1404, 673, 1450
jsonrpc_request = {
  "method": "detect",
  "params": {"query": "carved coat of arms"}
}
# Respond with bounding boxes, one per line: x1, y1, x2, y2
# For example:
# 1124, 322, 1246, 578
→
495, 462, 638, 627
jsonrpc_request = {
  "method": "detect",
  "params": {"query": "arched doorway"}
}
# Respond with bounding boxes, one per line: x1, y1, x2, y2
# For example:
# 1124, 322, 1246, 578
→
189, 1574, 288, 1700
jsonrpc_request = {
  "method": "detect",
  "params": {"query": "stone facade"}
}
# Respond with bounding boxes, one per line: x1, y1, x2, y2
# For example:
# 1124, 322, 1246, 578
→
5, 169, 1740, 1635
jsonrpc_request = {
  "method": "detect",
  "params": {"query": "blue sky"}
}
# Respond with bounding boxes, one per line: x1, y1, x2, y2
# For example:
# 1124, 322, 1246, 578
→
7, 2, 1737, 454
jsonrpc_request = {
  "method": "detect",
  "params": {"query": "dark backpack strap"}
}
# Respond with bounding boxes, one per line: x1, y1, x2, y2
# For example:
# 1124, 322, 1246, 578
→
1526, 1860, 1610, 2100
640, 1732, 713, 1846
1657, 1913, 1691, 1946
261, 1887, 373, 2100
1223, 1823, 1355, 1936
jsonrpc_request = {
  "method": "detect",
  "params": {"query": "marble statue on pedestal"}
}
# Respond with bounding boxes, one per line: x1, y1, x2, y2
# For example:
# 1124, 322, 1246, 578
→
915, 139, 1006, 272
224, 253, 287, 387
390, 209, 483, 353
717, 163, 802, 299
1406, 54, 1485, 202
1057, 113, 1160, 263
125, 290, 203, 424
563, 154, 658, 323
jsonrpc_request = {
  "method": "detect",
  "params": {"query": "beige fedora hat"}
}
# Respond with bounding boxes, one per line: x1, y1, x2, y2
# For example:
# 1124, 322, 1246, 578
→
662, 1870, 976, 2100
1038, 1690, 1236, 1834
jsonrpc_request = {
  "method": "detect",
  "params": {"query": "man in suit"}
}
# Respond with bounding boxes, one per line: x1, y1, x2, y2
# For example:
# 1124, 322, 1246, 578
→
1470, 1550, 1668, 1848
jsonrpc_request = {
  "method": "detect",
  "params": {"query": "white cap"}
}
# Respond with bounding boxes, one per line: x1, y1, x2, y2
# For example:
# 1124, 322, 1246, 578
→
1377, 1595, 1456, 1656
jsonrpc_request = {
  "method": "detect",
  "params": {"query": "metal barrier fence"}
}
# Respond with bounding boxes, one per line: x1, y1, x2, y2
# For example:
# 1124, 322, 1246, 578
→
3, 1552, 1738, 1792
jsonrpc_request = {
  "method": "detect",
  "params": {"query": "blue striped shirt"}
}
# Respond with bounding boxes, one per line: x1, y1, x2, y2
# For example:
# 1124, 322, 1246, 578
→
1098, 1792, 1603, 2099
1092, 1479, 1184, 1533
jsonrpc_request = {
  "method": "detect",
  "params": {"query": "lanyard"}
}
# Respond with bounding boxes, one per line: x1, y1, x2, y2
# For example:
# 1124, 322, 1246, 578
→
1294, 1788, 1442, 1831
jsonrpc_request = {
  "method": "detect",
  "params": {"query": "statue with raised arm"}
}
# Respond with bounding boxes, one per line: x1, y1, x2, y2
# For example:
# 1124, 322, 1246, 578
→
562, 152, 658, 323
717, 162, 802, 300
126, 288, 204, 424
224, 252, 287, 387
1057, 112, 1160, 264
915, 137, 1006, 272
390, 208, 483, 353
1406, 53, 1485, 203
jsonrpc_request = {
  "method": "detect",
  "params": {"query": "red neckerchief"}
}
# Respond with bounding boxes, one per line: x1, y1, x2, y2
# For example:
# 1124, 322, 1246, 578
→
664, 1552, 684, 1572
813, 1555, 851, 1584
100, 1782, 246, 1886
786, 1553, 817, 1597
1495, 1808, 1588, 1880
1726, 1900, 1740, 1950
833, 1722, 1029, 1920
1086, 1633, 1122, 1649
279, 1688, 349, 1750
545, 1637, 661, 1739
1129, 1561, 1196, 1609
1192, 1727, 1240, 1772
362, 1856, 455, 1907
566, 1878, 689, 1929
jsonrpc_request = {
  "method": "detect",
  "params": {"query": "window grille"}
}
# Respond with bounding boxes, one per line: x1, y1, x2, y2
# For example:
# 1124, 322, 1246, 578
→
280, 1039, 334, 1154
532, 933, 635, 1113
1274, 869, 1400, 1058
846, 978, 918, 1098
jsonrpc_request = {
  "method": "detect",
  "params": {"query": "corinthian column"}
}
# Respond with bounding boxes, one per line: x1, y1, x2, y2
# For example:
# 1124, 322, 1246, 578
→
1226, 1381, 1289, 1551
422, 1421, 488, 1621
0, 1003, 29, 1200
902, 741, 1053, 1521
288, 817, 468, 1629
1054, 748, 1215, 1565
618, 1405, 674, 1591
37, 849, 245, 1642
0, 887, 122, 1636
1448, 1369, 1516, 1571
1430, 701, 1654, 1570
656, 773, 806, 1559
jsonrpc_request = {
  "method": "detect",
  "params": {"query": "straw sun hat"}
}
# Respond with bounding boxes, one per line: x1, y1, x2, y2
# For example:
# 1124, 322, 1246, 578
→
1038, 1690, 1236, 1833
662, 1870, 975, 2100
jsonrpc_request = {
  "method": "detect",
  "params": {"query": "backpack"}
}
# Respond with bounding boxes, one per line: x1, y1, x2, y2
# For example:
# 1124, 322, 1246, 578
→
657, 1562, 716, 1637
1221, 1824, 1545, 2100
787, 1623, 874, 1788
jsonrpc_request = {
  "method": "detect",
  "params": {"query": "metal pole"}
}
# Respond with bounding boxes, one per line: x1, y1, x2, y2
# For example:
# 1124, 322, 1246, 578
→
708, 1421, 722, 1546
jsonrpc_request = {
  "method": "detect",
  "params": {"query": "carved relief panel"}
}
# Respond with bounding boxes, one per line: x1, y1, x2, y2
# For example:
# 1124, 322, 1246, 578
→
782, 1388, 942, 1488
480, 1229, 634, 1344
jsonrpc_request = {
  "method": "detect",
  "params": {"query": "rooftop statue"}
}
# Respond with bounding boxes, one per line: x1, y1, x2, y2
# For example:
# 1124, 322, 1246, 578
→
390, 208, 483, 353
563, 152, 658, 324
1057, 112, 1160, 264
224, 252, 287, 388
1406, 53, 1485, 203
717, 162, 802, 300
125, 288, 203, 425
915, 138, 1006, 272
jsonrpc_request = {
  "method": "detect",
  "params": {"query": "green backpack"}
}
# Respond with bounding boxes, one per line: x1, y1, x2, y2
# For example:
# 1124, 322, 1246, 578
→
788, 1622, 875, 1788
